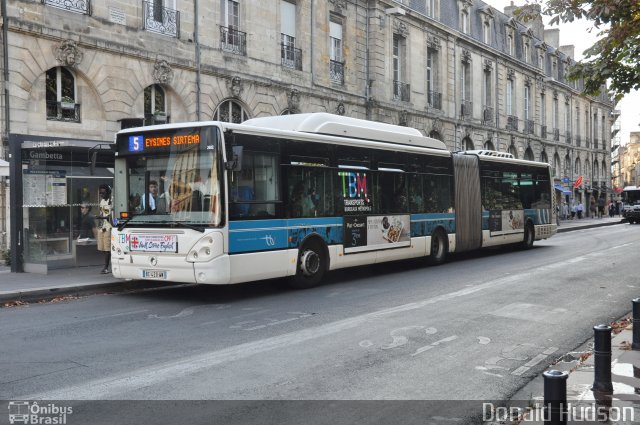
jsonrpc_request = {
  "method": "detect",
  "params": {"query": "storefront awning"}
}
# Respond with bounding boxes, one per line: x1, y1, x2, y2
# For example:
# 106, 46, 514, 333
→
0, 159, 9, 177
554, 184, 571, 195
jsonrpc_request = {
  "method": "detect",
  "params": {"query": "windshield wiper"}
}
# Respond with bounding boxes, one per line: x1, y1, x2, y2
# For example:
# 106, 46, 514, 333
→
117, 217, 133, 232
159, 221, 205, 233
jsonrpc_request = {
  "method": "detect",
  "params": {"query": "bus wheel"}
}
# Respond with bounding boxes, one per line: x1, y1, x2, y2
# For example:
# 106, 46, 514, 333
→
290, 240, 326, 289
427, 229, 448, 266
521, 223, 535, 249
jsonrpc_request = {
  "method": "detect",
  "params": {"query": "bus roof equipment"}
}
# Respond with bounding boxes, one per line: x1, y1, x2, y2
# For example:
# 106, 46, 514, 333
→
242, 113, 448, 151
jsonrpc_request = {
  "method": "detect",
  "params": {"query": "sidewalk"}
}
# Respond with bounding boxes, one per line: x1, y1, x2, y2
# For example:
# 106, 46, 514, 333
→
556, 215, 625, 233
506, 323, 640, 424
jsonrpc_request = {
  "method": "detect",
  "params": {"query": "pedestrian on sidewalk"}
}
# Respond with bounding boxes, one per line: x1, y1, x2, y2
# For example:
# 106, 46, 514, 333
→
589, 198, 597, 218
577, 201, 584, 219
597, 196, 605, 218
608, 200, 615, 218
570, 201, 576, 219
97, 184, 113, 274
561, 202, 569, 220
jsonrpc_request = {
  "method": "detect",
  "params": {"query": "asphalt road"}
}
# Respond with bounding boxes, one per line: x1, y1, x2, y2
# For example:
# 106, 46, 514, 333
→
1, 224, 638, 423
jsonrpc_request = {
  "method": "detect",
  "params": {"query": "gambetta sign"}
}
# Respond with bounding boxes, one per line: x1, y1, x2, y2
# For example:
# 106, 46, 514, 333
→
339, 171, 372, 213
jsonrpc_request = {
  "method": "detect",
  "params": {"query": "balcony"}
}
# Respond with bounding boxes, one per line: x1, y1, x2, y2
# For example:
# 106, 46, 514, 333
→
565, 131, 572, 144
611, 121, 621, 136
553, 128, 560, 141
46, 101, 81, 123
330, 60, 344, 85
42, 0, 91, 15
541, 125, 547, 139
460, 100, 472, 119
143, 1, 179, 37
144, 113, 170, 126
524, 119, 535, 135
281, 44, 302, 71
507, 115, 519, 131
593, 138, 599, 150
482, 107, 494, 126
393, 81, 411, 102
575, 135, 581, 147
220, 26, 247, 55
585, 138, 591, 148
427, 91, 442, 110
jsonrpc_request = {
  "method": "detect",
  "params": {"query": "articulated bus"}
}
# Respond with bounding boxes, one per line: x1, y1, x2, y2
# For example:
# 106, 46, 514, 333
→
112, 113, 556, 288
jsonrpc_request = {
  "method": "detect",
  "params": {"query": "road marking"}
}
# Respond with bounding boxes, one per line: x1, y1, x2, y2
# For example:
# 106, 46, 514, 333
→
21, 269, 573, 400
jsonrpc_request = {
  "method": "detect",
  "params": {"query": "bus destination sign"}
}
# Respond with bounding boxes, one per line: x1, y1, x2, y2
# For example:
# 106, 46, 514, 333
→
128, 133, 201, 153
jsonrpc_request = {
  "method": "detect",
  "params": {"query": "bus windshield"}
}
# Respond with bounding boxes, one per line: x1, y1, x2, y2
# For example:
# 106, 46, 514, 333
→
623, 188, 640, 205
115, 126, 223, 228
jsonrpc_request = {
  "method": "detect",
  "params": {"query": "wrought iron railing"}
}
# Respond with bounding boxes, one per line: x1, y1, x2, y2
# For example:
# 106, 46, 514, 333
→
585, 138, 591, 148
330, 60, 344, 85
143, 1, 179, 37
461, 100, 472, 118
281, 44, 302, 70
482, 106, 494, 126
593, 138, 599, 150
575, 135, 581, 147
144, 113, 170, 126
507, 115, 519, 131
565, 131, 572, 144
541, 125, 547, 139
553, 128, 560, 141
524, 119, 535, 135
427, 91, 442, 110
393, 81, 410, 102
46, 101, 81, 123
42, 0, 91, 15
220, 26, 247, 55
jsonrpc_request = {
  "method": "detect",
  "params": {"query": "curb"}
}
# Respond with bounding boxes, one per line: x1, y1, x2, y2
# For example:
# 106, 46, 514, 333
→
557, 220, 624, 233
0, 279, 189, 306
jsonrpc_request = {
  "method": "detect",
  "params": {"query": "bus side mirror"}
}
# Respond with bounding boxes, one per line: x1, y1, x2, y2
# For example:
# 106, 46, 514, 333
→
225, 146, 243, 171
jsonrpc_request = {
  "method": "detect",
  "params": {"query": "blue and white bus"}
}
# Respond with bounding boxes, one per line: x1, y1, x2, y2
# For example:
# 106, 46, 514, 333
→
112, 113, 556, 288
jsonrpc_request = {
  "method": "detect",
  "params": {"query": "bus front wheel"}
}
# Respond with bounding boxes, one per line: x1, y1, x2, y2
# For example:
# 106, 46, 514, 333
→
427, 229, 448, 266
290, 240, 327, 289
521, 223, 535, 249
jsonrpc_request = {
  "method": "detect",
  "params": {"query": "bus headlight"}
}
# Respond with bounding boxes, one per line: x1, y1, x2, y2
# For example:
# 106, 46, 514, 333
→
187, 232, 222, 263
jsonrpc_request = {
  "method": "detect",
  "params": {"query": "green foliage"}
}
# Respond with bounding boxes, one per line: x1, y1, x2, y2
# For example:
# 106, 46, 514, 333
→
2, 249, 10, 266
516, 0, 640, 100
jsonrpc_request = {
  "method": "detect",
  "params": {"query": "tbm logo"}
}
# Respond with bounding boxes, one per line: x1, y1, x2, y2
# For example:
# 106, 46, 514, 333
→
338, 171, 369, 201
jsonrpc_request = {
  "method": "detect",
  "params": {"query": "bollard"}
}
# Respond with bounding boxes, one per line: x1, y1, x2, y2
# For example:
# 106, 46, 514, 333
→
592, 324, 613, 409
543, 370, 568, 425
633, 299, 640, 351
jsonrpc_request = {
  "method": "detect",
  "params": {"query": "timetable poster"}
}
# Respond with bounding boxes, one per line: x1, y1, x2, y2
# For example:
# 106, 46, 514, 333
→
23, 170, 67, 206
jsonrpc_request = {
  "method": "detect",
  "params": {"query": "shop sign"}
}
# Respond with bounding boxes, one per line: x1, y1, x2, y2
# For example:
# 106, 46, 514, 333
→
573, 176, 584, 188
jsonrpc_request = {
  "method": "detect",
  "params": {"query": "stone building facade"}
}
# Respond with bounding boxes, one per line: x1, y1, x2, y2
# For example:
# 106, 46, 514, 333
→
0, 0, 615, 265
613, 133, 640, 188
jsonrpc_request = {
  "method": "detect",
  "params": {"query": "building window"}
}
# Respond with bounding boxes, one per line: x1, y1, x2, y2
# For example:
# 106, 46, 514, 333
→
524, 147, 534, 161
483, 21, 491, 44
426, 0, 436, 18
461, 61, 471, 117
215, 99, 249, 123
552, 59, 558, 80
393, 34, 409, 101
540, 151, 548, 164
144, 84, 167, 125
483, 68, 492, 107
460, 10, 469, 34
426, 48, 440, 109
280, 1, 301, 70
506, 79, 514, 116
45, 66, 80, 122
507, 34, 514, 56
552, 97, 558, 131
575, 158, 581, 176
508, 145, 518, 159
463, 137, 474, 151
221, 0, 246, 55
523, 40, 530, 64
143, 0, 179, 38
329, 17, 344, 84
524, 85, 530, 120
484, 140, 495, 151
565, 103, 570, 133
539, 52, 545, 71
554, 153, 561, 177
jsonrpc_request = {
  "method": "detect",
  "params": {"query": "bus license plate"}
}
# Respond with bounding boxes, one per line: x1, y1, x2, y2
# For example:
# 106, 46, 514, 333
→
142, 269, 167, 279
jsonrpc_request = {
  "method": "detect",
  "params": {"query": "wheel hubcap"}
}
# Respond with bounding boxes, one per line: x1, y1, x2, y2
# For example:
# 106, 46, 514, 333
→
300, 250, 320, 276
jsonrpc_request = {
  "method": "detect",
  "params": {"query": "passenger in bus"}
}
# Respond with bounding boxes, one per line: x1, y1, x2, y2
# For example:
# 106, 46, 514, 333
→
290, 183, 306, 217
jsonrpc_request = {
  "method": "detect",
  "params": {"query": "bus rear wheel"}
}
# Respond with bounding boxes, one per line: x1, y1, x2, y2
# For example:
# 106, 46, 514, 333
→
521, 223, 535, 249
427, 229, 448, 266
290, 240, 327, 289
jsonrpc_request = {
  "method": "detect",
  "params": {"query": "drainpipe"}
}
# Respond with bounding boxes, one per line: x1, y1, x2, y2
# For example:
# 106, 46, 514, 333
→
1, 0, 10, 255
310, 1, 315, 86
365, 0, 371, 120
453, 38, 458, 151
194, 0, 201, 120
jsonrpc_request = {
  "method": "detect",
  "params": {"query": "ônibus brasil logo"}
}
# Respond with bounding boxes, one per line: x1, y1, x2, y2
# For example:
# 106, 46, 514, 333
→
7, 401, 73, 424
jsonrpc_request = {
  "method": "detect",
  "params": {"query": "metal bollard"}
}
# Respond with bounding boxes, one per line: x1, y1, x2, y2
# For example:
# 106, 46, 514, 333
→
543, 370, 568, 425
633, 298, 640, 351
592, 324, 613, 409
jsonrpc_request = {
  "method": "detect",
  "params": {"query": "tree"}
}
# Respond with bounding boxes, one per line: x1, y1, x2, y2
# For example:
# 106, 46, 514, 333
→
516, 0, 640, 100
